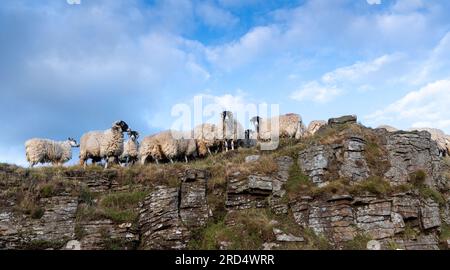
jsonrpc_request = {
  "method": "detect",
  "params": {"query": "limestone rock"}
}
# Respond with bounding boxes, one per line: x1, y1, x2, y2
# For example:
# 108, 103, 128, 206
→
64, 240, 81, 250
306, 120, 327, 137
420, 199, 441, 230
179, 170, 209, 228
245, 155, 260, 163
298, 145, 331, 184
376, 125, 398, 132
328, 115, 357, 128
338, 135, 370, 181
355, 200, 404, 239
78, 219, 137, 250
384, 130, 442, 186
273, 228, 304, 242
139, 186, 190, 250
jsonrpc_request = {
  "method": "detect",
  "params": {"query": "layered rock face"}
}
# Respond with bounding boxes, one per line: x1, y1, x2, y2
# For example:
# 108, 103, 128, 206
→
384, 131, 443, 186
298, 135, 370, 184
1, 117, 449, 250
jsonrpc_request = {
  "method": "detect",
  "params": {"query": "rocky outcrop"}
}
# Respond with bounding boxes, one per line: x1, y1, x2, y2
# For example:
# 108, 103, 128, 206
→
139, 169, 210, 249
410, 128, 450, 157
139, 186, 190, 250
0, 195, 78, 250
290, 193, 442, 247
298, 135, 369, 184
338, 135, 370, 181
226, 156, 293, 212
179, 170, 209, 228
306, 120, 327, 137
328, 115, 357, 128
384, 131, 442, 186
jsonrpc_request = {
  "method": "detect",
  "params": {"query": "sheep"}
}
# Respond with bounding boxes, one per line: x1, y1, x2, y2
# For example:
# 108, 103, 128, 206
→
175, 130, 198, 162
193, 123, 221, 156
119, 130, 139, 166
139, 130, 198, 164
79, 120, 130, 169
250, 113, 305, 141
25, 137, 79, 167
217, 111, 245, 152
139, 134, 164, 164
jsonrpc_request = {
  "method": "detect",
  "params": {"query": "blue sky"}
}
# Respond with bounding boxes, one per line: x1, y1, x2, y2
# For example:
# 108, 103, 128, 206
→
1, 0, 450, 166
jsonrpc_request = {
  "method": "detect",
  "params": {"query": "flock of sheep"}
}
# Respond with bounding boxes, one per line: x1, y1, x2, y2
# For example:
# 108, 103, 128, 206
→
25, 111, 314, 168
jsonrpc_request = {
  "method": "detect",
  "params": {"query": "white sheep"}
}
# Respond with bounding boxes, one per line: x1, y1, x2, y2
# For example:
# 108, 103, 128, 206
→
25, 137, 79, 167
120, 130, 139, 166
250, 113, 305, 141
139, 130, 198, 164
139, 134, 164, 164
217, 111, 245, 152
79, 120, 130, 169
193, 123, 220, 156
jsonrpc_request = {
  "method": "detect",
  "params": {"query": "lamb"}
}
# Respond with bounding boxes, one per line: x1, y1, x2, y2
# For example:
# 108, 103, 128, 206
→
139, 130, 198, 164
120, 130, 139, 166
250, 113, 305, 141
217, 111, 245, 151
79, 120, 130, 169
25, 137, 79, 167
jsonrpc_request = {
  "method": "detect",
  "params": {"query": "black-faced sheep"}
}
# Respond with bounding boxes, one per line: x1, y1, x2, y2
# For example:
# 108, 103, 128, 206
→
217, 111, 245, 152
250, 113, 305, 140
79, 120, 130, 168
120, 130, 139, 166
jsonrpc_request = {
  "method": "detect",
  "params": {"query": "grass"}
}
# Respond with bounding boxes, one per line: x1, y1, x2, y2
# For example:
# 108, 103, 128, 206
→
302, 228, 333, 250
440, 223, 450, 242
409, 170, 427, 187
418, 186, 446, 205
342, 234, 372, 250
285, 164, 311, 196
24, 239, 66, 250
350, 176, 392, 196
189, 208, 275, 250
409, 170, 446, 205
98, 190, 148, 223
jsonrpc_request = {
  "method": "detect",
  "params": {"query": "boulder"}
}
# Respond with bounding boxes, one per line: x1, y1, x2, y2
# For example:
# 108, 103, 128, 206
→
328, 115, 357, 128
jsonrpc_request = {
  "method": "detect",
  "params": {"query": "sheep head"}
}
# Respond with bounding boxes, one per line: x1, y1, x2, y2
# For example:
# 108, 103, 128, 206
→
68, 137, 79, 147
113, 120, 130, 133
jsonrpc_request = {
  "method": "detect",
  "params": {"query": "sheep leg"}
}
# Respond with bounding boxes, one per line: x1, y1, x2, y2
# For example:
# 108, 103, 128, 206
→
155, 159, 159, 164
185, 156, 188, 163
140, 155, 147, 165
170, 158, 174, 164
207, 148, 212, 155
231, 140, 235, 150
224, 141, 229, 152
104, 159, 109, 169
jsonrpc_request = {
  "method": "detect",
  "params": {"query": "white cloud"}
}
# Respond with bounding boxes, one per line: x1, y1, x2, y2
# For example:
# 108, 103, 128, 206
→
206, 25, 280, 70
290, 54, 400, 103
366, 79, 450, 132
290, 81, 341, 103
196, 2, 239, 28
367, 0, 381, 5
392, 0, 424, 13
